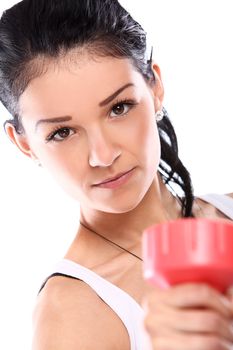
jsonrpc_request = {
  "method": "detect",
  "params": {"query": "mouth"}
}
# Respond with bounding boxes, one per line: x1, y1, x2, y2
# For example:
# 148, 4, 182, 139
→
93, 168, 135, 186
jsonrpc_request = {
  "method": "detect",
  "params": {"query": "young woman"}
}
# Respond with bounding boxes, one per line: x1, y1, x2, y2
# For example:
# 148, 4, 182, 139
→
1, 0, 233, 349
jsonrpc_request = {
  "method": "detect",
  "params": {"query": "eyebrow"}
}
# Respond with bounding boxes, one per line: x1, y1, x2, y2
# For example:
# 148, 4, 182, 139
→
99, 83, 134, 107
34, 82, 134, 132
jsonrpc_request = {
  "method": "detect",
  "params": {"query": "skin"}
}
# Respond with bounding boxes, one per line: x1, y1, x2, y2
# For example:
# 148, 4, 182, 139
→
5, 52, 233, 349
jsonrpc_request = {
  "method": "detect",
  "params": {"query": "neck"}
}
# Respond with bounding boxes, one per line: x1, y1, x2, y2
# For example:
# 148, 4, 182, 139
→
79, 174, 181, 246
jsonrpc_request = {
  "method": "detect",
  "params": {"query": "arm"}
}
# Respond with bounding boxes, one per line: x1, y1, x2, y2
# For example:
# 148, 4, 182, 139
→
32, 277, 130, 350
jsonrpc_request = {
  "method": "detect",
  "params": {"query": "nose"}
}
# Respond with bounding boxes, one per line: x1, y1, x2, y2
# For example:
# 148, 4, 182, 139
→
88, 128, 121, 167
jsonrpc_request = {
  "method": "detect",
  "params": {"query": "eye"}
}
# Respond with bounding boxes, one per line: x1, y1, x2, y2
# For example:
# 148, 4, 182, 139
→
110, 99, 137, 118
45, 127, 75, 143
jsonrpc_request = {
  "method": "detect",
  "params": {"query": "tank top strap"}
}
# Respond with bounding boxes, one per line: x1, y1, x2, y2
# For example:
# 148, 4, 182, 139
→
39, 258, 144, 350
197, 193, 233, 220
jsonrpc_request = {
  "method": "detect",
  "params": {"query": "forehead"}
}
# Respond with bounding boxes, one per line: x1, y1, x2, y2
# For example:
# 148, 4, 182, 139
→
18, 55, 145, 119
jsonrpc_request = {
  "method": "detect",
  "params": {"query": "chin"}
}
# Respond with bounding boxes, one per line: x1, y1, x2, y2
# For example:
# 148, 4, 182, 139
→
96, 187, 149, 214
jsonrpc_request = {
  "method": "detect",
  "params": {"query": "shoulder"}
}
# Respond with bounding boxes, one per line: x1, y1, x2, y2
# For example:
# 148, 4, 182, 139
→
32, 276, 130, 350
194, 192, 233, 220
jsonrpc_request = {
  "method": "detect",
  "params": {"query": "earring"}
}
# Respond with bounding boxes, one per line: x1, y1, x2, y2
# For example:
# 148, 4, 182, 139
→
155, 109, 164, 122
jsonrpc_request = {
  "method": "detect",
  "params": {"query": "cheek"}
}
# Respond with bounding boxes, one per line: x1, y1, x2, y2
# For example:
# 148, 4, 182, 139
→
131, 108, 161, 168
32, 140, 88, 193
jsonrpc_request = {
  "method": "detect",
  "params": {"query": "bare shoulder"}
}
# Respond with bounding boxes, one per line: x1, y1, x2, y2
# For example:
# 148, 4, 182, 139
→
32, 276, 130, 350
194, 192, 233, 220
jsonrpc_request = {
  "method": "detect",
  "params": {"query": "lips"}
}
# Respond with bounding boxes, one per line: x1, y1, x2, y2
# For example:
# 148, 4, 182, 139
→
93, 168, 134, 186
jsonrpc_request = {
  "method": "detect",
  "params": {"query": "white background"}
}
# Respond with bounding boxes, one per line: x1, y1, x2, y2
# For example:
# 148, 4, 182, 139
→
0, 1, 232, 348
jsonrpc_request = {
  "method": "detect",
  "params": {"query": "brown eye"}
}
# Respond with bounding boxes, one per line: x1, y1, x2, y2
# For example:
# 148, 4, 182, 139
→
57, 128, 70, 139
110, 103, 131, 118
46, 127, 75, 142
112, 104, 125, 115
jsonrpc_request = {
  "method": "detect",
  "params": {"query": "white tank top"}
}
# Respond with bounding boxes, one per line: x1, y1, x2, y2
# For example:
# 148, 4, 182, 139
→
38, 194, 233, 350
198, 193, 233, 220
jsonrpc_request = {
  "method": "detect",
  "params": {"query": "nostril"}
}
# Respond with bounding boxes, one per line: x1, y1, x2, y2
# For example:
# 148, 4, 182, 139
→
88, 151, 120, 168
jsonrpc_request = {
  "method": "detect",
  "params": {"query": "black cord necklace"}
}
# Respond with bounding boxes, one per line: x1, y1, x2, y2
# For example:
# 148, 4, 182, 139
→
79, 191, 199, 262
79, 221, 143, 261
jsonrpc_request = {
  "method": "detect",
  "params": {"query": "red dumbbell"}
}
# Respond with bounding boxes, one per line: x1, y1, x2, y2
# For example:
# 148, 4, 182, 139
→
142, 218, 233, 292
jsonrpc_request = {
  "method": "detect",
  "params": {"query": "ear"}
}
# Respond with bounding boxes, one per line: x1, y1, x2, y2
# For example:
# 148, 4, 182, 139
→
5, 122, 38, 161
150, 62, 164, 111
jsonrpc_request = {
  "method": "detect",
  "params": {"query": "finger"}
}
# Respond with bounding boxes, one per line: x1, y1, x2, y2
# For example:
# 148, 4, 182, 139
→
169, 309, 233, 343
144, 306, 233, 342
161, 283, 233, 318
150, 333, 233, 350
226, 285, 233, 301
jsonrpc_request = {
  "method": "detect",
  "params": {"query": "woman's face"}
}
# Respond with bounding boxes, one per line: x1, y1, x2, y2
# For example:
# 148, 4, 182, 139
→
11, 54, 164, 213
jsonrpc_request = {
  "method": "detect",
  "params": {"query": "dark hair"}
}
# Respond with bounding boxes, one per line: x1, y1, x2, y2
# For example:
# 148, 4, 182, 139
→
0, 0, 194, 216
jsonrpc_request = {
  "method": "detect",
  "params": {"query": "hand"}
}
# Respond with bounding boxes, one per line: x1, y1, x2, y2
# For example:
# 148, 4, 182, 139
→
143, 283, 233, 350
